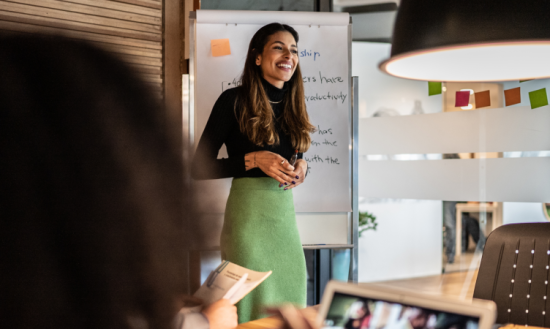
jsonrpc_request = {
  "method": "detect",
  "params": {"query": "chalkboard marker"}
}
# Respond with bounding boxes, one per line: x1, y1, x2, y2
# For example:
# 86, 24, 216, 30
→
289, 150, 298, 166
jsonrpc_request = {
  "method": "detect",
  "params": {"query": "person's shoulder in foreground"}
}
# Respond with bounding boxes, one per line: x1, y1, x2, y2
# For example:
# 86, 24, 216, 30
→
0, 34, 237, 329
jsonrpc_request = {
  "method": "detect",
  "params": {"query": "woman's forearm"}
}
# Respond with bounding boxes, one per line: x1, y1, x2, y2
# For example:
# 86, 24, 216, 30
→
191, 151, 246, 179
244, 152, 258, 171
295, 159, 307, 172
246, 151, 305, 172
244, 151, 298, 186
294, 159, 308, 179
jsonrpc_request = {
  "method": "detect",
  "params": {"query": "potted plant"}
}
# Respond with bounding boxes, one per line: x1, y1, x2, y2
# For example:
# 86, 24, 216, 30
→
359, 211, 377, 237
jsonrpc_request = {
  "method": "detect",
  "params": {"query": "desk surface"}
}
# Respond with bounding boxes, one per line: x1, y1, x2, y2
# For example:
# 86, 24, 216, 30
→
237, 316, 284, 329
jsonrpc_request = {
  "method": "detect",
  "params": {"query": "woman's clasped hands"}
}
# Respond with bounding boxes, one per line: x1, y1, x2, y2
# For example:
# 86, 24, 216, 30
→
245, 150, 307, 190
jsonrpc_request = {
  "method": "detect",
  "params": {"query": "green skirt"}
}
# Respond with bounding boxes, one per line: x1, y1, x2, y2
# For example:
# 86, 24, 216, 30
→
220, 177, 307, 323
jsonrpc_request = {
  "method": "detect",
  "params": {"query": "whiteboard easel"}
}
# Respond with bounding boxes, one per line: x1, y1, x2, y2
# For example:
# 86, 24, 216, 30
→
188, 10, 358, 281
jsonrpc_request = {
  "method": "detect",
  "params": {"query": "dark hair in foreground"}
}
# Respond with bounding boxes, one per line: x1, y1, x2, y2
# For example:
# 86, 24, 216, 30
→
0, 35, 185, 329
238, 22, 316, 152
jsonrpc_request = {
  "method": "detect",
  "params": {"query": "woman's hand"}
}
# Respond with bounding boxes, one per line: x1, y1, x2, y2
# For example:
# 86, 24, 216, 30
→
245, 151, 299, 187
201, 299, 238, 329
283, 159, 307, 190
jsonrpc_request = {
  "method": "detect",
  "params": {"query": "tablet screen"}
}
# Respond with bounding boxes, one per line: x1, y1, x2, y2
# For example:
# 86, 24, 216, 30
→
323, 292, 480, 329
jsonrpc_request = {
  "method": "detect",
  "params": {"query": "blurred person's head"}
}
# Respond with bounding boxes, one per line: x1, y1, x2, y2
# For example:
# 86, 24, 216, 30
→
348, 300, 370, 319
408, 309, 430, 329
0, 35, 186, 329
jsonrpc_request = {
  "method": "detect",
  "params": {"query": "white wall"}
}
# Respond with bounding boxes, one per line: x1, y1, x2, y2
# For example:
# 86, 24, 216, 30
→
353, 42, 443, 282
352, 42, 442, 119
503, 202, 548, 225
358, 200, 442, 282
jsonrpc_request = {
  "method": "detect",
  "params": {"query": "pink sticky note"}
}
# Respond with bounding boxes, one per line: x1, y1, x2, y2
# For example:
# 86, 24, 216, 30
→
455, 91, 470, 107
211, 39, 231, 57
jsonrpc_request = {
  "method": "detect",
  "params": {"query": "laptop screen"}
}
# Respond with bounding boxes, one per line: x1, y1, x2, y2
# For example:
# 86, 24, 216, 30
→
323, 292, 481, 329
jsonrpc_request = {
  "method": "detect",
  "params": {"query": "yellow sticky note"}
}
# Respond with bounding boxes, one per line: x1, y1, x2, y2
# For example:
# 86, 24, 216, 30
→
211, 39, 231, 57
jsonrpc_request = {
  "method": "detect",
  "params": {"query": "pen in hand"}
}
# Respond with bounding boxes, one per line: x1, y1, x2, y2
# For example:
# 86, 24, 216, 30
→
284, 150, 300, 190
289, 150, 298, 167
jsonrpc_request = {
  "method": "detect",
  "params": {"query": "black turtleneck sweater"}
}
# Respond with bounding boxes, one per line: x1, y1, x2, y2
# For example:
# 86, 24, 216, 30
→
191, 78, 303, 180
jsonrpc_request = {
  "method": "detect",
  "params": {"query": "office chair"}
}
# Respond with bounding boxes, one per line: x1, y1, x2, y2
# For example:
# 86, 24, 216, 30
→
474, 223, 550, 327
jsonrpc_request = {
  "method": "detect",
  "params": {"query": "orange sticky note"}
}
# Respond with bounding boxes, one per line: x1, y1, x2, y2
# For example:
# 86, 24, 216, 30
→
211, 39, 231, 57
504, 87, 521, 106
475, 90, 491, 108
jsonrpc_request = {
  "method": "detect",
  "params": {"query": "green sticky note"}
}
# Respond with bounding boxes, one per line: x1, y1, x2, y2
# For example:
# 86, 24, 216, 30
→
520, 79, 533, 83
528, 88, 548, 109
428, 82, 442, 96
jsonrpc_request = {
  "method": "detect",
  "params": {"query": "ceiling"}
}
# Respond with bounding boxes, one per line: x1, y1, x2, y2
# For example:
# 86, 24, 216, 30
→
334, 1, 398, 42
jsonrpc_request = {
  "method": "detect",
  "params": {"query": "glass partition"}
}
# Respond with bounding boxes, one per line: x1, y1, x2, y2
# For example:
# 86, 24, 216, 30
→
353, 41, 550, 299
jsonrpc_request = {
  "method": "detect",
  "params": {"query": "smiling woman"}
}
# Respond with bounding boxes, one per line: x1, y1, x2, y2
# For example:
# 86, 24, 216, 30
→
256, 31, 298, 88
192, 23, 316, 323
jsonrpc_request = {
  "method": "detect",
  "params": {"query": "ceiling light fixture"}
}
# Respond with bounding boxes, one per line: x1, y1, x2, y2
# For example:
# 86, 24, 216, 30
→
460, 89, 474, 110
379, 0, 550, 82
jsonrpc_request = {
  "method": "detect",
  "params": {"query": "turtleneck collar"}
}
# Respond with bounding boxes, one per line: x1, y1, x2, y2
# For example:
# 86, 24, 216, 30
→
261, 76, 288, 103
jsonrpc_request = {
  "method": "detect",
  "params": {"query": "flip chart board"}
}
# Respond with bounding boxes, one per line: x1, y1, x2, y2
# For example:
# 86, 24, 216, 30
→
190, 10, 351, 212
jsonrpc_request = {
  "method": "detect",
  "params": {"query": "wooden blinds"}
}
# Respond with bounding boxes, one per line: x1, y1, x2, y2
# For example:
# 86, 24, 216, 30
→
0, 0, 163, 98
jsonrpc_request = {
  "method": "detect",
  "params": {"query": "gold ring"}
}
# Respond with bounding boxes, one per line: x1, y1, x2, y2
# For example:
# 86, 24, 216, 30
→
281, 160, 285, 165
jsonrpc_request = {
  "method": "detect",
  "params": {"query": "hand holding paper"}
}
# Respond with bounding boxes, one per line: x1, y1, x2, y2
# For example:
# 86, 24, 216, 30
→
201, 299, 238, 329
222, 273, 248, 304
194, 261, 271, 306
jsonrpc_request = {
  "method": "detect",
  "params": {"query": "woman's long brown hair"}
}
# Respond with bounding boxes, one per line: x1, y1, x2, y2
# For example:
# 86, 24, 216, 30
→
237, 23, 316, 152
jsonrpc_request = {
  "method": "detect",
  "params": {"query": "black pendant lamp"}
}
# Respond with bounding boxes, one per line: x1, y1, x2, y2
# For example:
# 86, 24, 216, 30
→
379, 0, 550, 82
